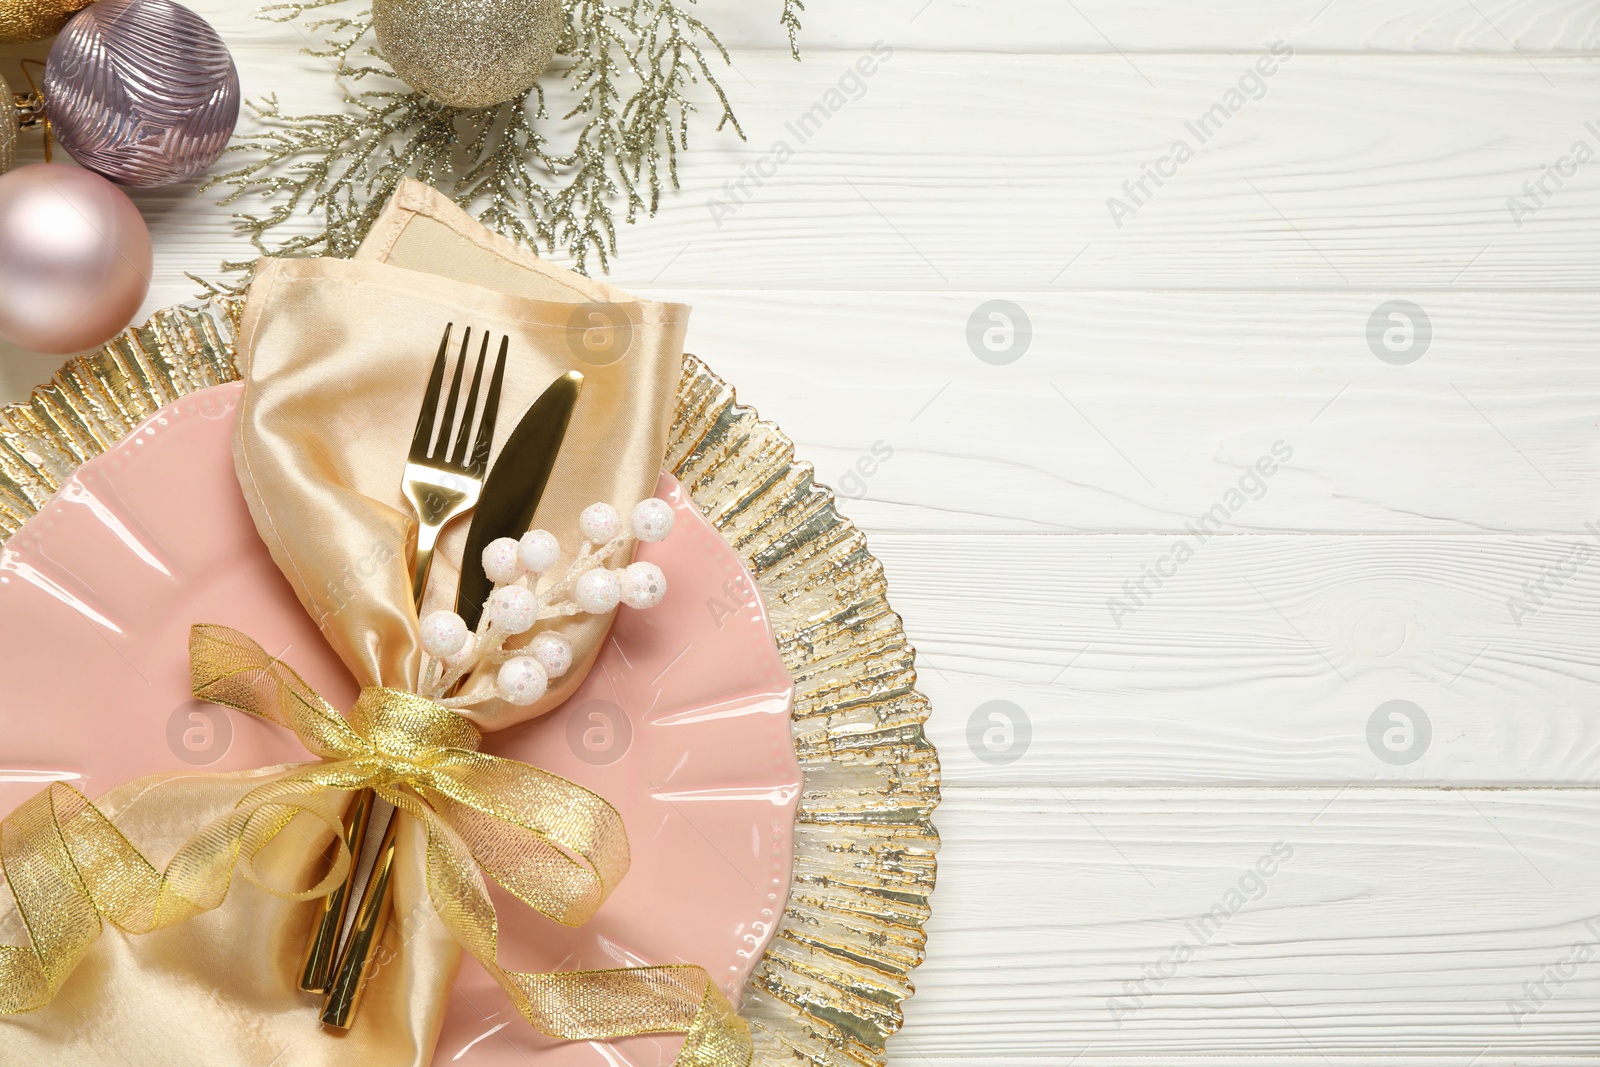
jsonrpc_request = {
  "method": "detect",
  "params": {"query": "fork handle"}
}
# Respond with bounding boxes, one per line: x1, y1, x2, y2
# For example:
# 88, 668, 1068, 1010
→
410, 522, 443, 608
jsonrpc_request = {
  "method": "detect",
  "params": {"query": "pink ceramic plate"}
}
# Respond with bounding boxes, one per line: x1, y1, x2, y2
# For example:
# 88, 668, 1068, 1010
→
0, 383, 800, 1066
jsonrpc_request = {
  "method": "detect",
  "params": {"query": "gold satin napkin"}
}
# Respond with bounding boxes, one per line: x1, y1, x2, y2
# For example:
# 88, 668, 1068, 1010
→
0, 182, 695, 1066
238, 181, 690, 730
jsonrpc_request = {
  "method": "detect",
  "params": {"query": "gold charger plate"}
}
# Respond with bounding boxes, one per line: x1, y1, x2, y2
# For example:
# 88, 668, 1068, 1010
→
0, 304, 941, 1067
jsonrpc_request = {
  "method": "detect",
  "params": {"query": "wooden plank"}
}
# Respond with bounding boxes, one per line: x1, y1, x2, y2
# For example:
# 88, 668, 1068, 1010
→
899, 787, 1600, 1063
693, 0, 1600, 55
641, 289, 1600, 536
603, 52, 1600, 291
877, 532, 1600, 786
5, 51, 1599, 296
64, 0, 1600, 58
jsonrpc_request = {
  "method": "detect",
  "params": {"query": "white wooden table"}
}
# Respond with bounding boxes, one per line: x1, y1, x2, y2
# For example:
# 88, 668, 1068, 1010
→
6, 3, 1600, 1063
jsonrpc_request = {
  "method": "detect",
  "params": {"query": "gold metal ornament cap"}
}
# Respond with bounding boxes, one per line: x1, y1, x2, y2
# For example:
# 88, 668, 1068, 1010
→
0, 0, 94, 43
372, 0, 563, 109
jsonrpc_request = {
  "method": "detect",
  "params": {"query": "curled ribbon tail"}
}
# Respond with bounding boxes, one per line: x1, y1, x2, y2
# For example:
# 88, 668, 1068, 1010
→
506, 965, 752, 1067
0, 784, 109, 1013
0, 771, 353, 1016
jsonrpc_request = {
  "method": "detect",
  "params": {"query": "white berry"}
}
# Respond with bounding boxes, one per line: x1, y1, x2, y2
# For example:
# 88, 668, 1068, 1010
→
578, 502, 623, 544
574, 567, 622, 613
443, 632, 478, 671
631, 498, 675, 542
420, 610, 469, 658
517, 529, 560, 573
620, 561, 668, 609
495, 657, 548, 706
486, 585, 538, 634
528, 631, 573, 678
482, 537, 523, 584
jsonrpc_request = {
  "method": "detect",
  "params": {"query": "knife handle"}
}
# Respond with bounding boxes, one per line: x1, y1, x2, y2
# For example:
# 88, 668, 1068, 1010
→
321, 807, 399, 1029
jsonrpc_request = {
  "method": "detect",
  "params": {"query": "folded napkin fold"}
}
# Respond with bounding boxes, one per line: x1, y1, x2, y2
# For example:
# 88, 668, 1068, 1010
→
240, 178, 690, 732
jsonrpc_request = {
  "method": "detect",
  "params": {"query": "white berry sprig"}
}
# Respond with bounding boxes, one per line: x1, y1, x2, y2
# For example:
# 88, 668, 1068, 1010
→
417, 498, 676, 708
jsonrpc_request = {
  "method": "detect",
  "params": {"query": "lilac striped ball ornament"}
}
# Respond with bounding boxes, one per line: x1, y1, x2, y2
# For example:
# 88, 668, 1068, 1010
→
44, 0, 239, 188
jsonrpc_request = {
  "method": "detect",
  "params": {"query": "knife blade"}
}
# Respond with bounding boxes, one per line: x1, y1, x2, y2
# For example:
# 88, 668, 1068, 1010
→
456, 369, 585, 628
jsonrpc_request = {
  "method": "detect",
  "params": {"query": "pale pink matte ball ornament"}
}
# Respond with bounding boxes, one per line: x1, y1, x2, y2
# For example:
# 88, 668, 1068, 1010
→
0, 163, 151, 354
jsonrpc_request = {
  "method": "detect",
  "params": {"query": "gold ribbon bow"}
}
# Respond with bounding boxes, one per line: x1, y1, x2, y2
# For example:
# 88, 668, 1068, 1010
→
0, 625, 751, 1066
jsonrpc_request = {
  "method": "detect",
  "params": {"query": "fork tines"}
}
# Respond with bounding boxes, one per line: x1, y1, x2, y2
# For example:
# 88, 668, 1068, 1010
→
409, 324, 509, 478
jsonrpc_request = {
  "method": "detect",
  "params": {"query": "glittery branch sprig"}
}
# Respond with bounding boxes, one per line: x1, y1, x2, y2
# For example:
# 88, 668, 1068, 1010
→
418, 498, 675, 708
780, 0, 803, 60
203, 0, 801, 283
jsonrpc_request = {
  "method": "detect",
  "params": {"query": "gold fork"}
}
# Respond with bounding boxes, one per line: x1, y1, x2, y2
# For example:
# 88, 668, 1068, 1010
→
304, 323, 507, 1026
404, 323, 508, 596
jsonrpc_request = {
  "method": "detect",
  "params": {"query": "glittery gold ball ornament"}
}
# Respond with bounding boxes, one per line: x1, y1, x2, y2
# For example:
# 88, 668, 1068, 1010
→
373, 0, 564, 109
0, 0, 92, 43
0, 73, 15, 175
